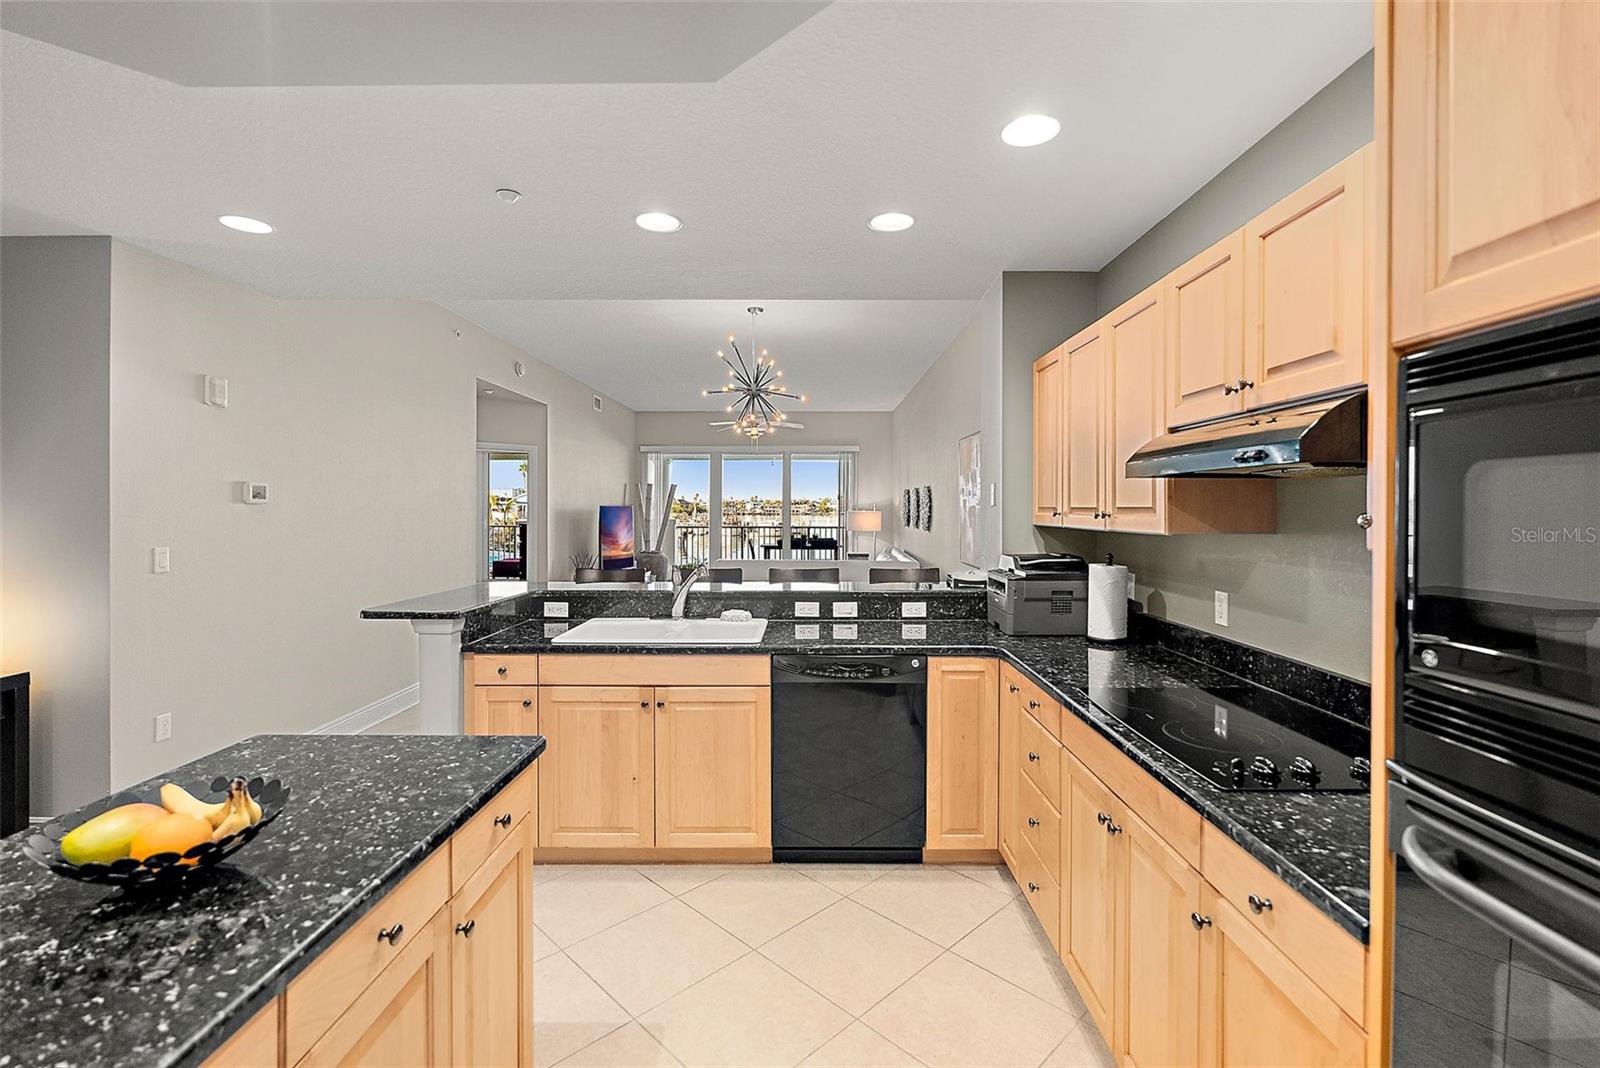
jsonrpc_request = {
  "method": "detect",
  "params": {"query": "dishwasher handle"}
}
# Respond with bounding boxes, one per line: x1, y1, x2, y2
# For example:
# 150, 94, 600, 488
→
771, 655, 927, 684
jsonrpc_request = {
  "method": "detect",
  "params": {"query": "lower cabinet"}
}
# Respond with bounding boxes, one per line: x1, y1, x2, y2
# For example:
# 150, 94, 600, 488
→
537, 686, 656, 848
998, 673, 1022, 870
1062, 756, 1120, 1034
654, 686, 771, 848
222, 768, 538, 1068
926, 658, 1000, 852
1117, 807, 1202, 1068
1197, 890, 1364, 1067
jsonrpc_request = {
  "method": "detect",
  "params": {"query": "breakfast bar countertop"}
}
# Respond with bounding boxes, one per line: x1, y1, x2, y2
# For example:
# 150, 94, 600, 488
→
0, 733, 544, 1068
468, 618, 1373, 941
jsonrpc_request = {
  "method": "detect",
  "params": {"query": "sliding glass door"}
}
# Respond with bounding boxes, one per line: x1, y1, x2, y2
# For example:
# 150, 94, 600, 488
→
721, 454, 784, 561
789, 454, 844, 560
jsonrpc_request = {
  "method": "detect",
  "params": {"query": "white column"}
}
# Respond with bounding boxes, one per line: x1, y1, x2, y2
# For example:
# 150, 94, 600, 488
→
412, 618, 465, 734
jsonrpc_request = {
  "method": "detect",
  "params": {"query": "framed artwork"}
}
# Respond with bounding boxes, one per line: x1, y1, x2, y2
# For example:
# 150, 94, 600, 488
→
921, 485, 933, 531
902, 489, 912, 528
958, 432, 981, 566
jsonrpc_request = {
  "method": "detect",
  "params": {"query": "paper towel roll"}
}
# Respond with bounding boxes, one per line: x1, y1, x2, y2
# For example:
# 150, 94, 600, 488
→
1088, 563, 1129, 641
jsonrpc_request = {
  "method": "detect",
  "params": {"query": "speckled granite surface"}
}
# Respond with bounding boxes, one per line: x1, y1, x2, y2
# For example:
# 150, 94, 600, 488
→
0, 734, 543, 1068
468, 618, 1372, 939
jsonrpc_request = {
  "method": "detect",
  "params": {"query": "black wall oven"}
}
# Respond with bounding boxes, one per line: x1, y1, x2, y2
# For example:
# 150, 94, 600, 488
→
1391, 301, 1600, 1066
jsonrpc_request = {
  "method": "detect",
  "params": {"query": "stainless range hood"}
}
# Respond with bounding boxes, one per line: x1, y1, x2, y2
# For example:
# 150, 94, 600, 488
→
1125, 391, 1366, 478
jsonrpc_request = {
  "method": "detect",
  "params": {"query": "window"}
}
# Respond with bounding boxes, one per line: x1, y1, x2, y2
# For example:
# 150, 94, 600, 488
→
642, 447, 856, 565
478, 447, 531, 579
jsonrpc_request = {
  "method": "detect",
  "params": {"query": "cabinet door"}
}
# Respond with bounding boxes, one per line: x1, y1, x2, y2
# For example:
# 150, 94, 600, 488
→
204, 999, 280, 1068
1032, 346, 1066, 525
537, 686, 655, 848
1243, 147, 1368, 407
1165, 231, 1246, 428
655, 686, 771, 849
1063, 757, 1120, 1036
1062, 324, 1108, 529
925, 658, 999, 851
469, 686, 538, 736
451, 821, 533, 1068
1117, 808, 1202, 1068
297, 910, 452, 1068
1390, 0, 1600, 344
1197, 890, 1364, 1067
998, 673, 1022, 870
1104, 284, 1166, 533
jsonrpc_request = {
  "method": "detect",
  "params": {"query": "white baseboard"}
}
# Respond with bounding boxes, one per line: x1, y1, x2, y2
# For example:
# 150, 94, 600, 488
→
311, 684, 419, 735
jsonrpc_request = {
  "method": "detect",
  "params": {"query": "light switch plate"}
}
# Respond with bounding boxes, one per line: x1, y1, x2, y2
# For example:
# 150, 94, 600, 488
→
901, 601, 927, 618
204, 375, 229, 408
544, 622, 569, 637
545, 601, 569, 618
833, 623, 858, 639
795, 602, 820, 618
152, 547, 170, 574
901, 623, 927, 639
832, 601, 858, 618
794, 623, 820, 640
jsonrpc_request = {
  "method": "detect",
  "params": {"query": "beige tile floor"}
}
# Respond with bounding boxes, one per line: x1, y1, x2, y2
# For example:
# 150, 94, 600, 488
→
532, 862, 1115, 1068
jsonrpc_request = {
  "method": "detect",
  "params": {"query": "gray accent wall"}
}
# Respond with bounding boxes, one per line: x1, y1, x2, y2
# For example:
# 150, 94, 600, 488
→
1, 237, 114, 814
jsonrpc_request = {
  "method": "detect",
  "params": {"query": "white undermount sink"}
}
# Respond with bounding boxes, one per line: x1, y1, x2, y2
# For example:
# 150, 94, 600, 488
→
550, 616, 769, 646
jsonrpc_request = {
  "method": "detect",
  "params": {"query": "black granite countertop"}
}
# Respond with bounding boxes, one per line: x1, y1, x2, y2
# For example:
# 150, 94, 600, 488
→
468, 618, 1371, 939
0, 733, 544, 1068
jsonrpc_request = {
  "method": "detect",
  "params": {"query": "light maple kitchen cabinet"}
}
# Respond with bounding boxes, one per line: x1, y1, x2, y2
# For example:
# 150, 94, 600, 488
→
1062, 754, 1120, 1035
537, 685, 656, 848
1117, 806, 1203, 1068
1242, 146, 1370, 406
468, 686, 537, 736
654, 686, 772, 849
997, 671, 1024, 870
1165, 231, 1246, 428
1046, 287, 1275, 535
450, 822, 534, 1068
925, 657, 999, 852
1196, 888, 1365, 1067
203, 998, 281, 1068
1031, 344, 1066, 524
1388, 0, 1600, 346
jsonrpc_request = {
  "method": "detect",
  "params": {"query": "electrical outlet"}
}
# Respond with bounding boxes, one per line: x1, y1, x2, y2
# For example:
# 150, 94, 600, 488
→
153, 713, 173, 742
795, 602, 820, 618
901, 623, 927, 639
152, 547, 170, 574
901, 601, 927, 618
544, 601, 569, 618
794, 623, 820, 640
1214, 591, 1230, 627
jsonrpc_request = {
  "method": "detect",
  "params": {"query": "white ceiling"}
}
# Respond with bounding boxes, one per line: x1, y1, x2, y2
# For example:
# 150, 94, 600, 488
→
1, 1, 1371, 410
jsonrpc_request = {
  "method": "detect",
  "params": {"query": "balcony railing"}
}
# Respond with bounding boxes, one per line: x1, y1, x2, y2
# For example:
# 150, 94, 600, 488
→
672, 522, 844, 563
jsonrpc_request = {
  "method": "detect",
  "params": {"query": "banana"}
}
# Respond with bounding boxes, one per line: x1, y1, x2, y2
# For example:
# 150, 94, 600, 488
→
210, 779, 255, 841
160, 782, 228, 828
242, 784, 262, 825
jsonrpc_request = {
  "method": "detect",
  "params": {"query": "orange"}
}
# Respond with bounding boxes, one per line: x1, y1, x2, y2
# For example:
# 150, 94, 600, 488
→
128, 812, 213, 865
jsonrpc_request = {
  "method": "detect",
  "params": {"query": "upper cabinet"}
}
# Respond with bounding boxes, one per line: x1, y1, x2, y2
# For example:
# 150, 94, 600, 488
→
1104, 286, 1167, 533
1062, 322, 1109, 530
1389, 0, 1600, 346
1242, 146, 1370, 407
1166, 232, 1246, 428
1031, 345, 1065, 525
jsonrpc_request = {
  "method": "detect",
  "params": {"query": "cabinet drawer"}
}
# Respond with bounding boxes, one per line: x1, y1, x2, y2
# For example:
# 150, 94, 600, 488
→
1015, 833, 1061, 951
1017, 772, 1061, 881
452, 764, 535, 893
284, 848, 450, 1065
1019, 709, 1062, 808
473, 654, 539, 686
1003, 663, 1062, 743
1200, 823, 1365, 1023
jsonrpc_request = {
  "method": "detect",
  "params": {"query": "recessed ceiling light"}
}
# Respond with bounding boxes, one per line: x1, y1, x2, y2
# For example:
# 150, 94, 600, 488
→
495, 188, 522, 204
868, 212, 915, 233
218, 214, 273, 234
635, 212, 683, 233
1000, 114, 1060, 147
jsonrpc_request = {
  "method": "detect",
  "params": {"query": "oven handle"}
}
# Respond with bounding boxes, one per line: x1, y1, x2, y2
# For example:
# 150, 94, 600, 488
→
1399, 819, 1600, 989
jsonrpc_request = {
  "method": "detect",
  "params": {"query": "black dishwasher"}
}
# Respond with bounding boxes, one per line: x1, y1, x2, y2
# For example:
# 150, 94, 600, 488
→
771, 655, 927, 863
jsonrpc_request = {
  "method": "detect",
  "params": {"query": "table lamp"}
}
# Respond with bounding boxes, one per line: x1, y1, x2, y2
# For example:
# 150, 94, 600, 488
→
847, 509, 882, 557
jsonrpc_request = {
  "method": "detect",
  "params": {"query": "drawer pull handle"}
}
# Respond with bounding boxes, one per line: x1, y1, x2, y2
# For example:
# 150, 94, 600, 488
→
1027, 700, 1040, 710
1028, 817, 1040, 828
641, 700, 650, 707
455, 920, 476, 938
1027, 751, 1040, 763
494, 812, 512, 828
1096, 812, 1110, 825
1027, 882, 1040, 893
1008, 684, 1020, 693
1247, 894, 1274, 914
377, 923, 404, 945
1104, 821, 1122, 836
496, 666, 508, 676
1190, 912, 1212, 931
656, 700, 666, 709
521, 699, 532, 708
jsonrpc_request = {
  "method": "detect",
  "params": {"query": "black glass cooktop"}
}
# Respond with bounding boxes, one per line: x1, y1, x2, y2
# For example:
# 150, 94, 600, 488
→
1089, 685, 1369, 792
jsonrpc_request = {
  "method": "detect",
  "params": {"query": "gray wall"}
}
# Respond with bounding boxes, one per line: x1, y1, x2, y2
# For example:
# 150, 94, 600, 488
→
1, 237, 114, 813
1096, 51, 1374, 313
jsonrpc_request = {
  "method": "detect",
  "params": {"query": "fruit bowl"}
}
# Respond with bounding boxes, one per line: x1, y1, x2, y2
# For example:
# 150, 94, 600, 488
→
22, 776, 290, 887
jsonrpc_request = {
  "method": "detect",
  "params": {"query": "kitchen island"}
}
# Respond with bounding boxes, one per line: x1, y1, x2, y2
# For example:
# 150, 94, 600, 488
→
0, 732, 544, 1068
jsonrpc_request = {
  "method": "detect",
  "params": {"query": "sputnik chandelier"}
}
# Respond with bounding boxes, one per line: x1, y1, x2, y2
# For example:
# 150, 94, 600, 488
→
703, 306, 807, 439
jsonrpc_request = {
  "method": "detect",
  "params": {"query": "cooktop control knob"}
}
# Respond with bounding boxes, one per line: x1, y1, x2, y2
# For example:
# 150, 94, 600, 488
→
1349, 757, 1371, 786
1249, 755, 1281, 786
1213, 757, 1247, 786
1289, 756, 1320, 786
